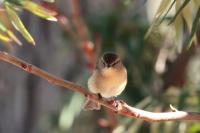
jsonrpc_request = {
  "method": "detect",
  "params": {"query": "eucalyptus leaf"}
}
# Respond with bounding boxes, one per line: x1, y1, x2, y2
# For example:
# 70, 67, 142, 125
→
7, 30, 22, 45
145, 0, 171, 38
0, 20, 22, 45
168, 0, 191, 25
182, 1, 193, 31
5, 3, 35, 45
174, 12, 184, 52
159, 0, 176, 24
0, 31, 11, 42
21, 1, 57, 21
4, 0, 22, 6
154, 0, 171, 19
59, 93, 84, 131
194, 0, 200, 7
0, 20, 7, 32
186, 8, 200, 48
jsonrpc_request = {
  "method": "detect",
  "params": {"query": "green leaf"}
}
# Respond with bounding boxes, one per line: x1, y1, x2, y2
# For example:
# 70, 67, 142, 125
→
154, 0, 171, 19
174, 12, 183, 52
159, 0, 176, 24
59, 93, 84, 131
0, 32, 11, 42
0, 20, 8, 32
194, 0, 200, 7
186, 8, 200, 48
0, 20, 22, 45
145, 0, 171, 38
21, 1, 57, 21
188, 123, 200, 133
4, 0, 23, 6
168, 0, 191, 25
5, 3, 35, 45
7, 30, 22, 45
182, 1, 193, 30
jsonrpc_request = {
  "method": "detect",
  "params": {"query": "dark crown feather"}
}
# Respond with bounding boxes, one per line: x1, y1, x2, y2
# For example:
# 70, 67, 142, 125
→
102, 52, 118, 65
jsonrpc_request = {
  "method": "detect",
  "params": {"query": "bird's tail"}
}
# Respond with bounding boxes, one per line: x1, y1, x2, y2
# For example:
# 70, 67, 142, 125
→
83, 99, 101, 110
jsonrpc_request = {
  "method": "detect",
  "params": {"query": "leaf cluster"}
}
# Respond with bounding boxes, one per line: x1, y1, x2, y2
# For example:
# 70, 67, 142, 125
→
0, 0, 57, 45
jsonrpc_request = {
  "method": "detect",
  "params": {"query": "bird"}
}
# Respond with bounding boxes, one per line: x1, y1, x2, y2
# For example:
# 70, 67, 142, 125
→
83, 52, 127, 110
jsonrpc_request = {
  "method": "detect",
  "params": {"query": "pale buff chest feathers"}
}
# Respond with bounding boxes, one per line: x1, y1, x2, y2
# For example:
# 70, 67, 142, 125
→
88, 66, 127, 98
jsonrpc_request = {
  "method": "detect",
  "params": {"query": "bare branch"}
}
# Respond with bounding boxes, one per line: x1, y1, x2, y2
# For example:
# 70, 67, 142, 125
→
70, 0, 96, 69
71, 0, 88, 42
0, 51, 200, 122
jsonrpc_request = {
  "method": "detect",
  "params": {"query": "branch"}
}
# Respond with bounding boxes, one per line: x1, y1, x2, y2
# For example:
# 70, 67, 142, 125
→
70, 0, 96, 69
41, 1, 97, 69
0, 51, 200, 122
71, 0, 88, 43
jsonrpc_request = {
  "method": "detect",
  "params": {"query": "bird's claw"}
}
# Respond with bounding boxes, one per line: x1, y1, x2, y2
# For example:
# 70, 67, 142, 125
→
107, 99, 125, 111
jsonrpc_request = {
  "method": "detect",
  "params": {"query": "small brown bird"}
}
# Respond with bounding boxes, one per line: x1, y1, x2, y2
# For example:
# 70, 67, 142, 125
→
83, 52, 127, 110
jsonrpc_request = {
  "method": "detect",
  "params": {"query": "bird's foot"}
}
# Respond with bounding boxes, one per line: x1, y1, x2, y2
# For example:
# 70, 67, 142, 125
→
107, 99, 125, 112
97, 93, 103, 100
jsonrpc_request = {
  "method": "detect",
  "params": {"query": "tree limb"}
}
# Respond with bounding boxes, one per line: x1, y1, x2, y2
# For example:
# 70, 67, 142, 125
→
0, 51, 200, 122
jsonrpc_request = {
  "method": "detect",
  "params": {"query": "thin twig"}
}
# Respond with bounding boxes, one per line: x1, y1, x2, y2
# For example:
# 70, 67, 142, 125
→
41, 1, 97, 69
71, 0, 88, 43
0, 51, 200, 122
70, 0, 96, 69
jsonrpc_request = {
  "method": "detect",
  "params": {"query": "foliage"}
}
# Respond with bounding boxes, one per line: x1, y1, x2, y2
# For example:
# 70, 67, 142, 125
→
146, 0, 200, 50
0, 0, 57, 45
0, 0, 200, 133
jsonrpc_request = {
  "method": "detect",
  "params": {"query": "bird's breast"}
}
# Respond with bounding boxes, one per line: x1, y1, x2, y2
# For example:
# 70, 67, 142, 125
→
88, 67, 127, 98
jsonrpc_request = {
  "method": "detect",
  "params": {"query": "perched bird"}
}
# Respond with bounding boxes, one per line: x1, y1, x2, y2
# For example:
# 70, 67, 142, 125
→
83, 52, 127, 110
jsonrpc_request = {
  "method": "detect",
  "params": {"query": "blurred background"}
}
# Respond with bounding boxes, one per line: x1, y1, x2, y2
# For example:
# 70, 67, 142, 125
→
0, 0, 200, 133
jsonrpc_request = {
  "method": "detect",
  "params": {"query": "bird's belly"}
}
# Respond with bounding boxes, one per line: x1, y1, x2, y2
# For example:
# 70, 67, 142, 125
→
98, 79, 127, 98
88, 73, 127, 98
